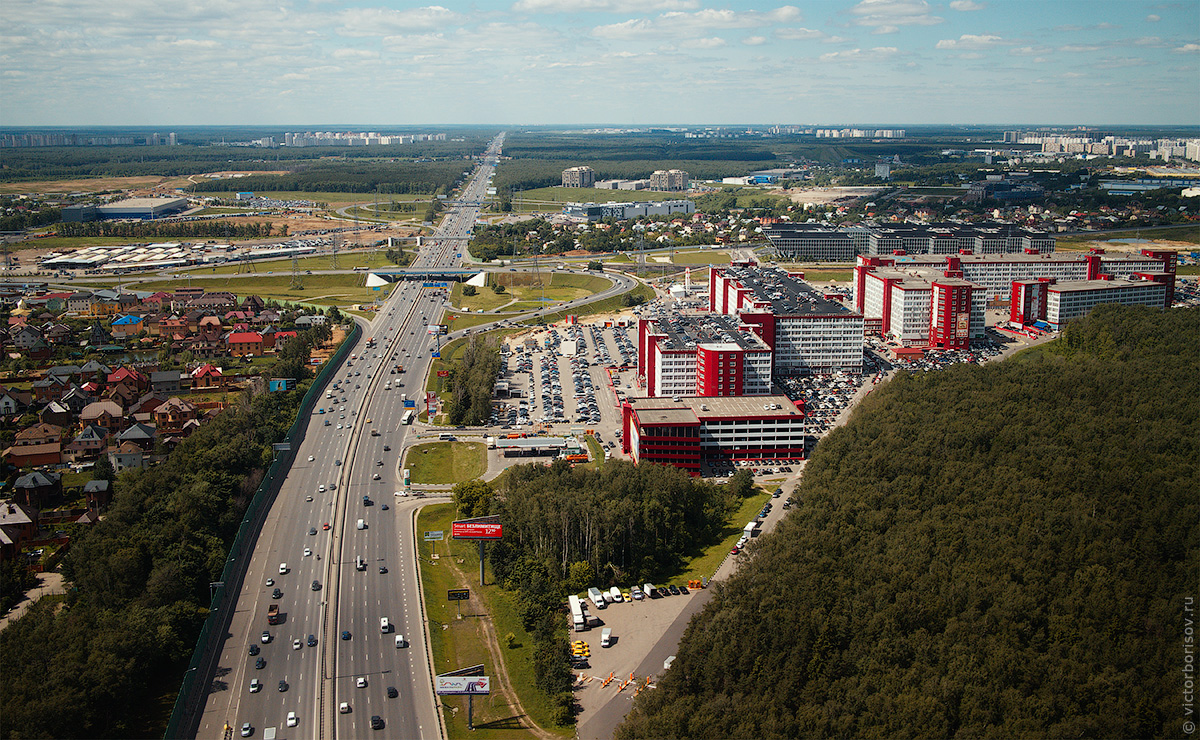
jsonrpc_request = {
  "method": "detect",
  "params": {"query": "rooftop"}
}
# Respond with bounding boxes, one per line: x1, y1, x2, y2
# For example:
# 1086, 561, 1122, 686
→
628, 394, 803, 424
722, 265, 861, 317
642, 313, 770, 353
1049, 277, 1167, 293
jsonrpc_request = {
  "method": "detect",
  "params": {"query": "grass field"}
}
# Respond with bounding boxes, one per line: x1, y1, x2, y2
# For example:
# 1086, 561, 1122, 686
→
521, 281, 654, 326
1177, 265, 1200, 275
406, 441, 487, 485
417, 503, 573, 739
450, 282, 515, 312
1054, 225, 1200, 250
670, 250, 730, 265
675, 488, 772, 586
74, 272, 392, 309
4, 235, 149, 252
0, 176, 168, 195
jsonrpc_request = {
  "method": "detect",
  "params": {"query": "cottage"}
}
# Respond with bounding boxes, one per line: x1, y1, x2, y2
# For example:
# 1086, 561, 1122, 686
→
190, 364, 224, 389
150, 371, 183, 394
80, 399, 125, 434
110, 314, 146, 339
12, 471, 62, 509
82, 480, 112, 510
64, 424, 108, 462
227, 331, 264, 357
154, 397, 198, 435
109, 441, 147, 472
0, 502, 39, 563
10, 325, 44, 351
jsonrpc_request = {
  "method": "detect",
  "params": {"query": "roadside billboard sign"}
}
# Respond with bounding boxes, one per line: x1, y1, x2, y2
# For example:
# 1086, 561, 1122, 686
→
435, 676, 490, 695
452, 516, 503, 540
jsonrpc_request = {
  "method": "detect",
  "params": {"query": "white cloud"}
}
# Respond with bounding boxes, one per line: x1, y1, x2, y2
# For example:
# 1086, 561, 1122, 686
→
333, 48, 379, 59
1174, 43, 1200, 54
818, 46, 896, 62
1146, 14, 1160, 22
682, 36, 726, 48
1059, 44, 1102, 53
949, 0, 984, 10
742, 35, 767, 46
955, 52, 983, 60
850, 0, 943, 31
1010, 45, 1052, 56
935, 34, 1005, 50
775, 27, 824, 40
337, 6, 461, 37
512, 0, 697, 11
593, 6, 802, 39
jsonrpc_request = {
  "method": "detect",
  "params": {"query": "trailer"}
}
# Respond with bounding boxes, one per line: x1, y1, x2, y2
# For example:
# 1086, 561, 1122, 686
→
568, 594, 586, 632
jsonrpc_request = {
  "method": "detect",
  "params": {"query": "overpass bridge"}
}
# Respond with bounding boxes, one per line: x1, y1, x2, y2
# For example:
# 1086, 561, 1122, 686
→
367, 268, 482, 283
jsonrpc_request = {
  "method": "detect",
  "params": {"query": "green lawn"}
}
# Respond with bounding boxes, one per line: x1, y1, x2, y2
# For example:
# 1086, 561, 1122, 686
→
1178, 265, 1200, 275
675, 488, 772, 586
406, 441, 487, 485
451, 281, 515, 313
178, 250, 400, 276
670, 250, 730, 265
522, 282, 654, 325
417, 503, 574, 739
74, 272, 392, 309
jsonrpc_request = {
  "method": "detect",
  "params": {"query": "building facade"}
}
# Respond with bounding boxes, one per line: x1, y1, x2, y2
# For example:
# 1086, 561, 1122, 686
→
649, 169, 689, 191
562, 166, 596, 188
637, 314, 773, 398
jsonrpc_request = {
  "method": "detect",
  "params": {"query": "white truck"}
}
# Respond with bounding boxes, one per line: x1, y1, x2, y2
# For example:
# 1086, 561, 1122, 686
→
587, 587, 607, 610
600, 627, 613, 648
568, 594, 586, 632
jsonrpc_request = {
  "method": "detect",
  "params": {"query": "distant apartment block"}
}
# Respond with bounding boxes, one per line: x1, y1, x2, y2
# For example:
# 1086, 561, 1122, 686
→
764, 222, 1056, 263
649, 169, 689, 192
562, 166, 597, 188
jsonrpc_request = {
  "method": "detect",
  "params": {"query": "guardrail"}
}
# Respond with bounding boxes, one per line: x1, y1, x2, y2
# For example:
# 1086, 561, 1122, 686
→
163, 321, 362, 740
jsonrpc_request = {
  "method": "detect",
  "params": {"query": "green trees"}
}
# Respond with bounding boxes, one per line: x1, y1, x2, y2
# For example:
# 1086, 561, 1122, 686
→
444, 335, 501, 426
617, 305, 1199, 740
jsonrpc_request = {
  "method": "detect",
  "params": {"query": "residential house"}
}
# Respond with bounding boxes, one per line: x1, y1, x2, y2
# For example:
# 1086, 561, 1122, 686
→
14, 423, 62, 447
150, 371, 183, 394
109, 441, 147, 472
64, 424, 108, 462
79, 360, 112, 385
115, 422, 156, 452
43, 323, 74, 345
190, 364, 224, 389
272, 330, 298, 350
104, 382, 138, 411
0, 502, 39, 563
10, 325, 44, 351
0, 386, 33, 415
129, 392, 171, 417
154, 397, 198, 435
158, 315, 188, 338
110, 314, 145, 339
82, 480, 112, 510
295, 314, 327, 327
188, 292, 237, 311
86, 320, 111, 347
107, 367, 149, 394
227, 331, 265, 357
31, 374, 69, 403
12, 471, 62, 509
67, 291, 94, 314
80, 400, 124, 434
240, 295, 266, 313
38, 401, 74, 428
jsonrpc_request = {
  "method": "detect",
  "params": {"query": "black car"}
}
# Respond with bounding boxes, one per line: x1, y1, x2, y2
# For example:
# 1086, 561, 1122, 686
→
255, 657, 266, 669
370, 716, 385, 730
383, 445, 390, 451
248, 645, 260, 656
309, 527, 317, 535
307, 634, 317, 647
271, 588, 282, 599
341, 630, 351, 640
386, 686, 398, 698
379, 566, 388, 574
312, 580, 321, 591
278, 680, 288, 692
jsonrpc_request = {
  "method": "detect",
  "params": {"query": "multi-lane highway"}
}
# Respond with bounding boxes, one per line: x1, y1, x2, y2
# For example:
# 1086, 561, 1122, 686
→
194, 133, 505, 740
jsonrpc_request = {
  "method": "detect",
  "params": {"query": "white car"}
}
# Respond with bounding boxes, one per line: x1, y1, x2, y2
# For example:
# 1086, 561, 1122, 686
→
308, 455, 315, 462
303, 547, 312, 557
286, 712, 297, 728
339, 702, 351, 714
293, 638, 302, 650
249, 678, 262, 693
318, 485, 326, 493
356, 676, 368, 688
372, 473, 381, 480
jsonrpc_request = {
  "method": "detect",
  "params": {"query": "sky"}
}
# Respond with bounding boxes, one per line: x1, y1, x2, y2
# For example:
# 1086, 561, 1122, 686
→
1, 0, 1197, 127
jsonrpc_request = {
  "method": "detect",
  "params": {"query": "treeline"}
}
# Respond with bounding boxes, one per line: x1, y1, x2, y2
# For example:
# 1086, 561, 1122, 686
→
0, 387, 307, 738
189, 160, 467, 195
617, 304, 1199, 739
0, 207, 60, 232
444, 335, 501, 425
56, 219, 281, 239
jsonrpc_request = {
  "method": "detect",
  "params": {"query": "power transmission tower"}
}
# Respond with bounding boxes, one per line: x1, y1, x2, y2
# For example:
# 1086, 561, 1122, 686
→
330, 237, 340, 271
290, 254, 303, 289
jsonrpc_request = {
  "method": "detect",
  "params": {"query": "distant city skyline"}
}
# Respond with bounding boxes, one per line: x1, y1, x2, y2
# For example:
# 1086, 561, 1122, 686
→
2, 0, 1197, 127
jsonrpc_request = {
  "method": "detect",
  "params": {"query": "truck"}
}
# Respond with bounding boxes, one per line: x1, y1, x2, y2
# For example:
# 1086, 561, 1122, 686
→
267, 604, 281, 625
600, 627, 613, 648
568, 594, 586, 632
587, 587, 607, 610
486, 436, 496, 449
744, 520, 761, 539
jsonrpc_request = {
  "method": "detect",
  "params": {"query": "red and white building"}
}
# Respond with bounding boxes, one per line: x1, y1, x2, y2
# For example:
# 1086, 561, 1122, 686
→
709, 264, 864, 375
1012, 276, 1170, 330
637, 314, 772, 397
621, 395, 807, 474
856, 267, 987, 347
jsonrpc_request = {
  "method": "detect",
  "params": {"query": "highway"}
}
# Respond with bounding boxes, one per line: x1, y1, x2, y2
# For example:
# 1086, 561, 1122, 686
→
193, 133, 505, 740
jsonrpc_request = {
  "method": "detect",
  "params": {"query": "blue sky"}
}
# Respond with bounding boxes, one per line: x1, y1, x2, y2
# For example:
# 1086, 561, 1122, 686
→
2, 0, 1197, 126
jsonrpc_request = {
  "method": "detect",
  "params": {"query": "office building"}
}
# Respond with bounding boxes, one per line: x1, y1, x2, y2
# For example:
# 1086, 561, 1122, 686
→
562, 200, 695, 222
1011, 276, 1171, 330
562, 166, 596, 188
763, 222, 1055, 262
649, 169, 689, 191
637, 314, 773, 398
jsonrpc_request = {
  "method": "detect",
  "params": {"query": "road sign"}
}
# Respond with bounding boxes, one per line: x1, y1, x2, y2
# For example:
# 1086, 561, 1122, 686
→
447, 589, 469, 601
437, 370, 449, 378
424, 531, 444, 541
435, 676, 490, 695
432, 352, 440, 358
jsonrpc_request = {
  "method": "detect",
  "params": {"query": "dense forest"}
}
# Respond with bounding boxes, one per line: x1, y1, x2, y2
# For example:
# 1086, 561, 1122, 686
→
189, 159, 470, 195
617, 305, 1199, 739
55, 219, 282, 240
0, 325, 333, 738
443, 335, 502, 426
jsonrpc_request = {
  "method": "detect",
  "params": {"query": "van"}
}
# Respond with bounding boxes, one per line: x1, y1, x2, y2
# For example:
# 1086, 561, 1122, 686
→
357, 519, 365, 530
395, 634, 405, 648
356, 556, 366, 571
279, 563, 288, 575
600, 627, 613, 648
380, 617, 389, 633
643, 583, 657, 598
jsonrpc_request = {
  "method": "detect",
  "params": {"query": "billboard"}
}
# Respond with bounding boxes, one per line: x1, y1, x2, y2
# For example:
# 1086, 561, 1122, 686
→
452, 517, 503, 540
437, 370, 450, 378
447, 589, 470, 601
435, 676, 490, 695
955, 312, 970, 338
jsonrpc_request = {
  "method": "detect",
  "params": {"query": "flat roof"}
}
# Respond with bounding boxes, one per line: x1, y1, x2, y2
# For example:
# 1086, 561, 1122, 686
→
722, 265, 861, 317
629, 394, 803, 422
643, 313, 770, 352
1049, 278, 1166, 293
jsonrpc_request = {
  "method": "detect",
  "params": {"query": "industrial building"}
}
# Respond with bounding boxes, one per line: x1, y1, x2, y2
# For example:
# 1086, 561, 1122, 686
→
562, 200, 695, 222
1011, 276, 1171, 330
561, 166, 596, 188
621, 395, 807, 474
763, 222, 1055, 262
96, 197, 189, 220
637, 314, 773, 398
709, 264, 865, 375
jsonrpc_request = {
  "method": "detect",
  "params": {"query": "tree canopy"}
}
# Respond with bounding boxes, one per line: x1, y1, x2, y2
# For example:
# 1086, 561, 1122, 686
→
617, 304, 1199, 739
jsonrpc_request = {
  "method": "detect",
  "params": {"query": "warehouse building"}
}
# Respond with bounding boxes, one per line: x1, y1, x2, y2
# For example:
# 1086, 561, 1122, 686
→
96, 197, 189, 220
857, 267, 987, 347
709, 264, 865, 375
763, 222, 1055, 262
621, 395, 806, 474
637, 314, 773, 397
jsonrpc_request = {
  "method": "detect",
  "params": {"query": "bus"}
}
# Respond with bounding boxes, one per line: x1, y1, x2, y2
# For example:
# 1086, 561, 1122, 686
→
400, 409, 415, 425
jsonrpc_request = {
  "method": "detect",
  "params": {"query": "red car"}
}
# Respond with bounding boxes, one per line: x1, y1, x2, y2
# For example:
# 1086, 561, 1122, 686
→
322, 522, 330, 530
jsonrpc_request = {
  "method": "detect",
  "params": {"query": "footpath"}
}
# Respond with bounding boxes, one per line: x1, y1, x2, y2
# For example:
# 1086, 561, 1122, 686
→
0, 570, 65, 633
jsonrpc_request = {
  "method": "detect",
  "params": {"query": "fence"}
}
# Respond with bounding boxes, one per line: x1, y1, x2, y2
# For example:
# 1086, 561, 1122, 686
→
162, 321, 361, 739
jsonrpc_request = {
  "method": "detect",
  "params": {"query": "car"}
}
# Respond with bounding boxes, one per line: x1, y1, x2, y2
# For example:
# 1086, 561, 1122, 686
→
265, 578, 274, 587
307, 494, 314, 501
272, 588, 282, 599
379, 565, 388, 574
386, 685, 399, 698
322, 522, 330, 530
341, 630, 351, 640
335, 459, 342, 466
357, 676, 368, 688
278, 680, 288, 692
248, 644, 260, 656
383, 445, 391, 451
249, 678, 262, 693
730, 545, 741, 555
308, 455, 315, 461
318, 484, 326, 493
303, 547, 311, 557
339, 702, 351, 714
261, 631, 271, 643
372, 473, 381, 480
376, 460, 384, 466
241, 722, 253, 737
286, 712, 298, 728
312, 580, 321, 591
255, 656, 265, 669
309, 527, 317, 535
292, 638, 301, 650
370, 716, 385, 730
381, 504, 389, 511
307, 634, 317, 647
668, 584, 680, 596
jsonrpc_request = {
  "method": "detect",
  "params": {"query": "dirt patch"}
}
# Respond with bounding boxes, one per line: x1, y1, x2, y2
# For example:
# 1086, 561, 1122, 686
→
781, 186, 885, 205
0, 176, 172, 195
